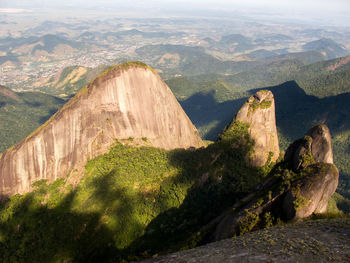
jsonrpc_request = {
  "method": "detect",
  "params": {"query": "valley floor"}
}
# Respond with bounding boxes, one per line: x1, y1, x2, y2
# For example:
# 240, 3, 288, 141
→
140, 218, 350, 263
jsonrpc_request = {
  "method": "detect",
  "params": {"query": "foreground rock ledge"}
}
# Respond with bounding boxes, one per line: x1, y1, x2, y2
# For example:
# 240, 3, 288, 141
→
140, 218, 350, 263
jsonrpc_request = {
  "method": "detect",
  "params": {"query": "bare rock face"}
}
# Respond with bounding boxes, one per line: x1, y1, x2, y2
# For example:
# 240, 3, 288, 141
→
0, 62, 203, 196
284, 124, 333, 171
307, 124, 333, 164
235, 90, 279, 166
282, 164, 339, 220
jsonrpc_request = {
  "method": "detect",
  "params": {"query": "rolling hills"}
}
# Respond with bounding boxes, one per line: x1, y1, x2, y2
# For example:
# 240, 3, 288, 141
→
35, 65, 106, 98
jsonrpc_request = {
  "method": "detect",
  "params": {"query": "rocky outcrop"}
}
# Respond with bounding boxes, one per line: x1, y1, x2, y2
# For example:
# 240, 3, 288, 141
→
209, 124, 338, 242
282, 164, 339, 220
282, 124, 337, 219
0, 62, 203, 196
284, 124, 333, 171
235, 90, 279, 167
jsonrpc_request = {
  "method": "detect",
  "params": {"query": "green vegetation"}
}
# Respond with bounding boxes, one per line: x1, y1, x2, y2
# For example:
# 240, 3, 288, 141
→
0, 86, 65, 153
292, 184, 309, 210
248, 98, 272, 112
100, 61, 156, 77
0, 120, 270, 262
238, 210, 260, 235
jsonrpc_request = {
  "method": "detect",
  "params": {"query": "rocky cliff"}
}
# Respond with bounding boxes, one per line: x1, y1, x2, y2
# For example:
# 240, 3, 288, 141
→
284, 124, 333, 171
0, 62, 203, 196
235, 90, 279, 166
209, 123, 338, 242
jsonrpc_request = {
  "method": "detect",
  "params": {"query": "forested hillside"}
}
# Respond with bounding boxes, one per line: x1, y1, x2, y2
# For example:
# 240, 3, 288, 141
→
0, 125, 269, 261
0, 86, 64, 152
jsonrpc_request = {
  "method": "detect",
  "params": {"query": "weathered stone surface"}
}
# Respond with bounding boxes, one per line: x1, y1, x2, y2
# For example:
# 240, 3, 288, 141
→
0, 62, 203, 196
141, 218, 350, 263
235, 90, 279, 167
282, 163, 339, 220
284, 124, 333, 171
307, 124, 333, 164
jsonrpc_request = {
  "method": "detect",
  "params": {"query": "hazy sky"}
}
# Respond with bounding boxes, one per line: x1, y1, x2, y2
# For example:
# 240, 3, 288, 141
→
1, 0, 349, 25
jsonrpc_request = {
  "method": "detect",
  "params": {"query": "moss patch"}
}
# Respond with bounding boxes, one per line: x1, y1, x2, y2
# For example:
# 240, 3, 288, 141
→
248, 99, 272, 113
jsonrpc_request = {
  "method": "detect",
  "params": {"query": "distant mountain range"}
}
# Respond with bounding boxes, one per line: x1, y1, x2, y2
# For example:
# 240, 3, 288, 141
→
0, 34, 88, 64
302, 38, 348, 59
134, 38, 348, 78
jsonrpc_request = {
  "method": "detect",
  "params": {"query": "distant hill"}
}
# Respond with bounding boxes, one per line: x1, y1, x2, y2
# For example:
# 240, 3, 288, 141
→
294, 55, 350, 97
265, 50, 326, 65
246, 49, 277, 59
0, 85, 65, 153
0, 52, 20, 66
26, 20, 74, 35
76, 30, 184, 44
302, 38, 348, 60
0, 34, 87, 58
36, 65, 106, 98
135, 44, 221, 72
255, 34, 293, 45
218, 34, 254, 52
183, 54, 350, 95
135, 44, 258, 77
30, 34, 84, 55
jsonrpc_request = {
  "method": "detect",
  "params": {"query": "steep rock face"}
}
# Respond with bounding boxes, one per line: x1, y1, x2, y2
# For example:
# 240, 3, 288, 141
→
284, 124, 333, 171
282, 123, 337, 219
235, 90, 279, 166
307, 124, 333, 164
0, 62, 203, 196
